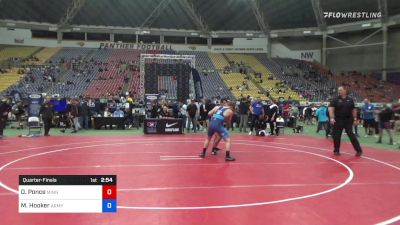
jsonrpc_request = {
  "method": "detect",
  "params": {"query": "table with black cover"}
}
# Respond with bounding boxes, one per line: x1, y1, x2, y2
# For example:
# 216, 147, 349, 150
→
93, 117, 125, 129
144, 118, 183, 134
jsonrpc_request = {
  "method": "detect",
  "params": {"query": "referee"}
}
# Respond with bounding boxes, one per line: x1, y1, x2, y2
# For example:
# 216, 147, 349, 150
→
328, 86, 363, 156
40, 96, 54, 136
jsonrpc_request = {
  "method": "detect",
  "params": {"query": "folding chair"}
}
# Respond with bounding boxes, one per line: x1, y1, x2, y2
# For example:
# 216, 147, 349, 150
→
28, 117, 42, 136
276, 121, 285, 135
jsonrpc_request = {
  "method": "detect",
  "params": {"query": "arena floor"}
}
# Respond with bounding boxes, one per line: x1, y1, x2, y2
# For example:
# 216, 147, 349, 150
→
0, 133, 399, 225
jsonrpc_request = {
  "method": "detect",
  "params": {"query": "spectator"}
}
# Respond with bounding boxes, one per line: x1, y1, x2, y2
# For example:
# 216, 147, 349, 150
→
124, 108, 134, 128
304, 105, 313, 125
103, 107, 111, 118
12, 101, 25, 129
268, 99, 279, 135
70, 99, 81, 133
80, 100, 91, 129
199, 99, 208, 131
316, 103, 329, 137
187, 99, 198, 133
0, 98, 11, 138
113, 108, 124, 118
282, 103, 290, 126
150, 103, 159, 118
289, 104, 299, 129
179, 101, 188, 132
249, 97, 264, 134
377, 104, 394, 145
238, 98, 249, 133
361, 98, 375, 137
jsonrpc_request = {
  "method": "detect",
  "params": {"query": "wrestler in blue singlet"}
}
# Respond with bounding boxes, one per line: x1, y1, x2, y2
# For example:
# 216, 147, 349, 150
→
208, 106, 229, 140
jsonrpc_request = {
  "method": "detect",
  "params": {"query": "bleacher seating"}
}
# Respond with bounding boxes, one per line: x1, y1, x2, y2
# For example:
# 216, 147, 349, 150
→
225, 54, 302, 100
209, 53, 262, 99
48, 47, 93, 63
3, 48, 94, 97
220, 72, 264, 99
47, 49, 111, 97
0, 69, 22, 93
302, 61, 367, 102
387, 72, 400, 85
0, 47, 39, 61
180, 51, 234, 100
255, 55, 338, 102
85, 49, 141, 98
127, 70, 140, 99
208, 53, 230, 70
1, 46, 399, 103
158, 76, 177, 100
5, 67, 58, 96
33, 48, 61, 64
332, 71, 400, 102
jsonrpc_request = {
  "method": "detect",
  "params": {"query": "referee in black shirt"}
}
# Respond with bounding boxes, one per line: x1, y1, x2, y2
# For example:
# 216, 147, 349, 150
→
328, 86, 363, 156
40, 96, 54, 136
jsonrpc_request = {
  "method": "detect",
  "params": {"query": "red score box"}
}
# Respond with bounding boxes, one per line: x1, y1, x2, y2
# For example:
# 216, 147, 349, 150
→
102, 185, 117, 199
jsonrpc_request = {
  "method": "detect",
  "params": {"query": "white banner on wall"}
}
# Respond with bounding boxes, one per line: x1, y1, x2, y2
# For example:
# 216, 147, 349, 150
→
212, 46, 267, 53
0, 27, 269, 53
0, 27, 323, 59
271, 42, 321, 62
296, 50, 321, 62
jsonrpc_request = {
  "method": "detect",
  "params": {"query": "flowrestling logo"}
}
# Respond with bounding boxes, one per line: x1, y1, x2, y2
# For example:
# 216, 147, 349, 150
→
323, 12, 382, 19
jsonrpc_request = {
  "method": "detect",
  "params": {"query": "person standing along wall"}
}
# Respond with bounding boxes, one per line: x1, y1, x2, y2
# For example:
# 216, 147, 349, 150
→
268, 100, 278, 135
187, 99, 198, 133
238, 98, 249, 133
289, 104, 299, 129
316, 103, 329, 138
0, 98, 11, 138
249, 97, 264, 134
70, 98, 81, 133
377, 104, 394, 145
361, 98, 376, 137
80, 100, 91, 129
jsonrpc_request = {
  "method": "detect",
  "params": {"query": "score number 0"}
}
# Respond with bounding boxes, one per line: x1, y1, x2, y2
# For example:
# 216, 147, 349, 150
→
102, 184, 117, 212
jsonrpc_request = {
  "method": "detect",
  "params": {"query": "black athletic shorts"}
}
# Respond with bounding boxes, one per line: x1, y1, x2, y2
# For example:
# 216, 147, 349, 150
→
363, 119, 375, 128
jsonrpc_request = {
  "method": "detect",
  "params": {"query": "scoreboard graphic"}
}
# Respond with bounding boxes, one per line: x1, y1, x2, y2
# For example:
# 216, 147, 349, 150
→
19, 175, 117, 213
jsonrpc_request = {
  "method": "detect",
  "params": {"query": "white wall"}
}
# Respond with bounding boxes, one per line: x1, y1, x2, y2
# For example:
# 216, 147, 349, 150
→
326, 29, 383, 72
211, 38, 269, 53
0, 27, 58, 47
0, 27, 397, 68
271, 41, 321, 62
0, 28, 271, 53
211, 45, 267, 53
233, 38, 268, 47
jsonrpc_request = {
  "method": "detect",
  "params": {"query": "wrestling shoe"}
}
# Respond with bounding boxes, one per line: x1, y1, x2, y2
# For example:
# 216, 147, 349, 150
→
225, 156, 236, 161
